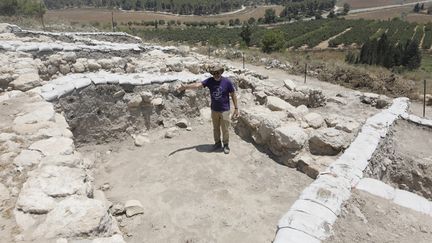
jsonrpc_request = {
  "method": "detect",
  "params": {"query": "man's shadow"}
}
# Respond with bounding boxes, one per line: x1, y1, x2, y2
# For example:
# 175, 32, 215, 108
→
168, 144, 220, 156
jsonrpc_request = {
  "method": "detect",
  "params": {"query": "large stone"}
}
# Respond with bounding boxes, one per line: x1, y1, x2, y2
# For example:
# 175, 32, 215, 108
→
39, 153, 83, 168
266, 96, 295, 112
125, 200, 144, 217
16, 188, 56, 214
72, 62, 86, 73
13, 150, 43, 167
87, 60, 101, 71
24, 165, 88, 197
29, 137, 74, 156
309, 128, 349, 155
10, 73, 40, 91
13, 102, 55, 125
304, 113, 324, 129
33, 197, 116, 239
14, 209, 37, 231
325, 114, 360, 133
63, 52, 77, 63
269, 125, 308, 156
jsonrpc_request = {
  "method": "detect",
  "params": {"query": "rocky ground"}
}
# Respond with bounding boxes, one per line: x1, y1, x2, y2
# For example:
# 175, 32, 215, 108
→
1, 22, 432, 243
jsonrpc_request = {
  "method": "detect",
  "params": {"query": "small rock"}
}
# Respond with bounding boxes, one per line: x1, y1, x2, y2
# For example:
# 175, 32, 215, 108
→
127, 95, 142, 108
59, 64, 70, 75
165, 127, 179, 138
87, 59, 101, 71
125, 200, 144, 217
151, 98, 164, 106
176, 118, 188, 128
140, 91, 153, 103
101, 183, 111, 191
56, 238, 68, 243
111, 203, 125, 216
113, 90, 125, 98
134, 135, 150, 146
284, 79, 296, 91
186, 127, 192, 131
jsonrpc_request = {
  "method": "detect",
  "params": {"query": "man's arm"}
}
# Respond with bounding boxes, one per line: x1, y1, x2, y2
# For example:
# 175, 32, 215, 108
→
230, 92, 239, 119
178, 82, 203, 91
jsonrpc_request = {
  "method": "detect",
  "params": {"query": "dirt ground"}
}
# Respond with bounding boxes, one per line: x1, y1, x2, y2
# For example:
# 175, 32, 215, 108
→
325, 190, 432, 243
44, 6, 285, 25
337, 0, 420, 9
79, 123, 312, 243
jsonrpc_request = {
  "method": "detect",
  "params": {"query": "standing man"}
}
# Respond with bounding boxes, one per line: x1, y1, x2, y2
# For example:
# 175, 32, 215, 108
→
178, 64, 239, 154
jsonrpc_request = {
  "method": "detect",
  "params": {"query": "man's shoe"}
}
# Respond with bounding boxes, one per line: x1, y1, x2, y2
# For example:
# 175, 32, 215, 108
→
223, 144, 230, 154
213, 142, 222, 151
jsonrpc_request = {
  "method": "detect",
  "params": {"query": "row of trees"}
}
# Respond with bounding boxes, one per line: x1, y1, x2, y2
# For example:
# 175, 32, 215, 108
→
43, 0, 244, 15
0, 0, 45, 16
279, 0, 336, 19
346, 33, 421, 70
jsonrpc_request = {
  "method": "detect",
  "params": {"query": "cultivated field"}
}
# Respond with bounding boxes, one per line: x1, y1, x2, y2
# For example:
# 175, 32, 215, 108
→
44, 5, 285, 25
346, 3, 432, 23
337, 0, 421, 9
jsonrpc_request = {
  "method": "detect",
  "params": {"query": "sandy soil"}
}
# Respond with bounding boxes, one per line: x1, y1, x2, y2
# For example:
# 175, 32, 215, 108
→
326, 190, 432, 243
338, 0, 421, 10
79, 123, 312, 243
409, 100, 432, 119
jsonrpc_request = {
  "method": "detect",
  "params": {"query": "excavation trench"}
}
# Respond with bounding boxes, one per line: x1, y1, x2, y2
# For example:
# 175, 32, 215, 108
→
55, 83, 313, 242
366, 119, 432, 200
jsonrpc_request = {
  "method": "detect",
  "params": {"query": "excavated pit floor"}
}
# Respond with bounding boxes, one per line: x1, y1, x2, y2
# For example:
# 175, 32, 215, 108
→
78, 124, 313, 243
367, 119, 432, 200
325, 190, 432, 243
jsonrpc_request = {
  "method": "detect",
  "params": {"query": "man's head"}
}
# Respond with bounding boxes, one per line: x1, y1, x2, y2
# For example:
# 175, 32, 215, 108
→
208, 64, 224, 81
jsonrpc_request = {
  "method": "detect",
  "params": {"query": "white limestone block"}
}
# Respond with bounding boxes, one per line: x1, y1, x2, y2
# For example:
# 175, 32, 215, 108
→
277, 210, 332, 240
356, 178, 396, 200
286, 199, 337, 225
393, 189, 431, 215
299, 175, 351, 215
273, 228, 320, 243
73, 77, 92, 90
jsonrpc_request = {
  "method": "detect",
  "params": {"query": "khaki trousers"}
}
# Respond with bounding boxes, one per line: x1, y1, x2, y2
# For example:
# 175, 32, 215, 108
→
211, 110, 230, 145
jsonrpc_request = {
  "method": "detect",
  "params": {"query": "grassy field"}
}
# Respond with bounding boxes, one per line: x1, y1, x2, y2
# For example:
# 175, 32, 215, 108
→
337, 0, 421, 9
44, 6, 285, 25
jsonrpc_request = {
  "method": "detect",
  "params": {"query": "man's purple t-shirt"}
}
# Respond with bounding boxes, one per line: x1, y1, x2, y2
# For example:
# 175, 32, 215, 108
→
201, 76, 235, 112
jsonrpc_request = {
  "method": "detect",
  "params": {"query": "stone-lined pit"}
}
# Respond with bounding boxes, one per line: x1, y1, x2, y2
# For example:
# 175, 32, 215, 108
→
55, 83, 209, 144
366, 119, 432, 200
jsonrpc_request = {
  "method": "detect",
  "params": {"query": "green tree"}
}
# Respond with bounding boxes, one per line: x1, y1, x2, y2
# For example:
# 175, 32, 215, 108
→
264, 8, 276, 24
240, 24, 252, 46
403, 40, 421, 70
247, 17, 256, 25
261, 30, 284, 53
328, 10, 335, 18
414, 3, 420, 13
343, 3, 350, 15
0, 0, 18, 16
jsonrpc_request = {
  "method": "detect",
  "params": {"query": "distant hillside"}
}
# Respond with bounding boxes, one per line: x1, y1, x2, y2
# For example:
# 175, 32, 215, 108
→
41, 0, 335, 15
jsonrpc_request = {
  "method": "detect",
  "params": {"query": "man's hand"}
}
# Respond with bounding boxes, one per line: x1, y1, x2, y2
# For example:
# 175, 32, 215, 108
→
232, 108, 239, 120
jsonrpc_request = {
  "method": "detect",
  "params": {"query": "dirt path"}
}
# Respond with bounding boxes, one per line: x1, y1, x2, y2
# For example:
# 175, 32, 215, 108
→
79, 124, 312, 243
326, 190, 432, 243
315, 27, 352, 49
